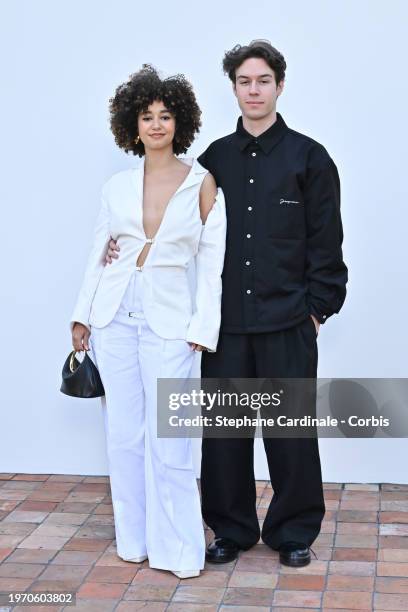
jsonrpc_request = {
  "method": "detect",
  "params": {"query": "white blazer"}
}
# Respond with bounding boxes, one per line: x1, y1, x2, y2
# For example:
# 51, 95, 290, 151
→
69, 157, 227, 352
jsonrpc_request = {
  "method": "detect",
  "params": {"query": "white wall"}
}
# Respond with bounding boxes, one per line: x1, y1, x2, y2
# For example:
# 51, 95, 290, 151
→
1, 0, 407, 482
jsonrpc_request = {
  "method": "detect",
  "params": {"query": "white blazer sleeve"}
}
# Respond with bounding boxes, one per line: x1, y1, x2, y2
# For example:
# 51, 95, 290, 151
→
69, 185, 111, 333
186, 187, 227, 352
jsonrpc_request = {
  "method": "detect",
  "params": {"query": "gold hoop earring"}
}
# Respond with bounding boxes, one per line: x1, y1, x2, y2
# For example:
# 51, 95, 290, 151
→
134, 135, 140, 145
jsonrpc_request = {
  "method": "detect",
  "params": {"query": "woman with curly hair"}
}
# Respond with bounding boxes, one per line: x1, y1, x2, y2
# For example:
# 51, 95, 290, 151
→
69, 64, 226, 578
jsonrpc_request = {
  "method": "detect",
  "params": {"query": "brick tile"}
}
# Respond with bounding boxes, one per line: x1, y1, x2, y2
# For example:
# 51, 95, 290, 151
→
326, 574, 374, 591
65, 491, 105, 503
170, 585, 225, 605
378, 549, 408, 562
131, 568, 179, 585
47, 475, 85, 482
381, 491, 408, 500
0, 534, 27, 547
218, 605, 270, 612
376, 576, 408, 593
377, 562, 408, 577
168, 605, 217, 612
381, 501, 408, 512
380, 511, 408, 524
0, 473, 16, 480
2, 481, 42, 491
345, 484, 379, 491
60, 600, 118, 612
379, 535, 408, 549
338, 510, 378, 523
75, 524, 115, 539
272, 589, 322, 607
94, 503, 113, 515
228, 570, 277, 588
63, 537, 111, 552
28, 523, 78, 538
0, 521, 38, 536
0, 490, 29, 500
0, 546, 13, 562
340, 499, 379, 511
18, 500, 58, 512
380, 523, 408, 536
12, 474, 50, 481
116, 603, 167, 611
337, 522, 378, 535
0, 576, 34, 590
335, 534, 378, 548
329, 561, 376, 576
4, 548, 58, 563
86, 565, 138, 583
235, 555, 279, 573
55, 501, 97, 513
0, 562, 45, 578
73, 483, 109, 493
17, 534, 71, 550
124, 583, 176, 601
280, 561, 328, 575
26, 490, 67, 502
333, 548, 377, 561
77, 581, 127, 599
175, 569, 229, 587
222, 586, 274, 606
39, 563, 91, 583
322, 590, 372, 609
96, 551, 138, 567
277, 573, 326, 590
374, 592, 408, 609
51, 550, 102, 565
3, 510, 49, 523
0, 499, 20, 512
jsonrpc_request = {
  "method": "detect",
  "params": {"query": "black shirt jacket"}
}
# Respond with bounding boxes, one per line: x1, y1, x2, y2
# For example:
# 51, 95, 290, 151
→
197, 112, 348, 334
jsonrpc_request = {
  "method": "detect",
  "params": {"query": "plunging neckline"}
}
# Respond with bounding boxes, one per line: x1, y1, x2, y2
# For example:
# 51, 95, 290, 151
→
141, 157, 195, 241
134, 157, 196, 268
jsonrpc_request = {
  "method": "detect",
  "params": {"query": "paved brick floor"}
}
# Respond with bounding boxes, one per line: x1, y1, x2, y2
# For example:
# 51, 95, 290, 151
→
0, 474, 407, 610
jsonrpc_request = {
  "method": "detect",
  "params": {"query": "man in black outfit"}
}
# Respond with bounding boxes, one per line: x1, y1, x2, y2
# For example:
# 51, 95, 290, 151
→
197, 40, 347, 568
105, 40, 347, 568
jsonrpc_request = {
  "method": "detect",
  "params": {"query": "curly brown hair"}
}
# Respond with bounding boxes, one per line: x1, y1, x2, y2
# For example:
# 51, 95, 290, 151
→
108, 64, 202, 157
223, 40, 286, 85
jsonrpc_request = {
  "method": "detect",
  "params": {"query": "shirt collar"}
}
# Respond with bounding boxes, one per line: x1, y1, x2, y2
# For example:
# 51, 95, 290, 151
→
234, 112, 288, 154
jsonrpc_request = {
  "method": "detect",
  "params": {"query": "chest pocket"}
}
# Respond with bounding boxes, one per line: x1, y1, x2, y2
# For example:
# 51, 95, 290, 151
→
267, 197, 306, 239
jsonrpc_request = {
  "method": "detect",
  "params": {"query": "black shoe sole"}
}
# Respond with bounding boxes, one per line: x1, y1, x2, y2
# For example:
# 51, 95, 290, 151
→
205, 552, 239, 564
279, 554, 311, 567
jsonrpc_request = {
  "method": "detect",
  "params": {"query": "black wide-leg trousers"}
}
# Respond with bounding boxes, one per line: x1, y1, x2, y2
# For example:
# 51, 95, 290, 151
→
200, 316, 326, 550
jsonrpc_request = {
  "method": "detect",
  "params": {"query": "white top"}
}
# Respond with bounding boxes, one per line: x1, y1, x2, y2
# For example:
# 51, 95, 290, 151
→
70, 157, 227, 352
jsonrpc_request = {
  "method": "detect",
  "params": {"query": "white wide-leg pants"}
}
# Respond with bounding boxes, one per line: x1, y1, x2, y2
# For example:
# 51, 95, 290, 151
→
89, 269, 205, 572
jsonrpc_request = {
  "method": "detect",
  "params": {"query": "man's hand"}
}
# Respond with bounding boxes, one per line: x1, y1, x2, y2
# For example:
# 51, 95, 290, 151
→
104, 238, 120, 265
188, 342, 207, 352
311, 314, 320, 336
72, 322, 91, 351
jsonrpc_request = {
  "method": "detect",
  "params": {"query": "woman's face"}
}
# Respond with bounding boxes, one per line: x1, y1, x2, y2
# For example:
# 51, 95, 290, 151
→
137, 99, 176, 152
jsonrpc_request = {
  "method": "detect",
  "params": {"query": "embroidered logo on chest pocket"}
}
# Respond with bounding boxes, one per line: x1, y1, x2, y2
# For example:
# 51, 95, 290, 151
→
279, 198, 301, 205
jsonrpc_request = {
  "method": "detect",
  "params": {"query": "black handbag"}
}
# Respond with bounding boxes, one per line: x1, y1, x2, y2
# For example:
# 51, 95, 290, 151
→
60, 349, 105, 398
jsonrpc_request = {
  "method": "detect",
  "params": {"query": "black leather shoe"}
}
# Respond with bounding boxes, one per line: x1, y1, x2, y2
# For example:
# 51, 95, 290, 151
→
279, 541, 316, 567
205, 537, 240, 564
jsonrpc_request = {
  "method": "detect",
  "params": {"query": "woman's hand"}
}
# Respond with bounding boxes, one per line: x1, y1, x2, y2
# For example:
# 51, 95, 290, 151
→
72, 322, 91, 352
188, 342, 207, 352
105, 238, 120, 265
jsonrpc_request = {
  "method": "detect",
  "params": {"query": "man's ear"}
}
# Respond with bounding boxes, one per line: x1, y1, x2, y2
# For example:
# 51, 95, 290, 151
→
277, 79, 285, 97
232, 82, 237, 98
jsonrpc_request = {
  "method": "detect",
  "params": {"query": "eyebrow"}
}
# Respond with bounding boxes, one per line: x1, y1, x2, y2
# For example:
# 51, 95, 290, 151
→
237, 74, 273, 80
142, 109, 171, 114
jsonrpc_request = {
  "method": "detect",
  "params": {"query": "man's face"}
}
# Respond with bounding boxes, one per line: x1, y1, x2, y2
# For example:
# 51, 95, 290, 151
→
233, 57, 284, 120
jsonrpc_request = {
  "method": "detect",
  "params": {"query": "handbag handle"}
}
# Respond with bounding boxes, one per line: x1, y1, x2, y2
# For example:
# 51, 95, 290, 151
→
69, 349, 88, 373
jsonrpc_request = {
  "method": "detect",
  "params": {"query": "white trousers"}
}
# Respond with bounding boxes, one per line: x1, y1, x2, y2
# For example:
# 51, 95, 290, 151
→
89, 269, 205, 571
